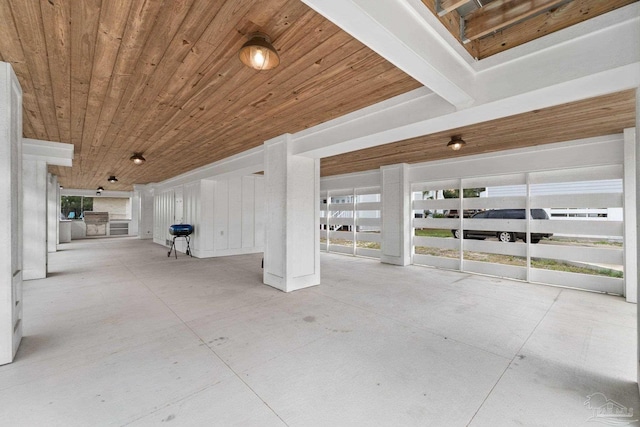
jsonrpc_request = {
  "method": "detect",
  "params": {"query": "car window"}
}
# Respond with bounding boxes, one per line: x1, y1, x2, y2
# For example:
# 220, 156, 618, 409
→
531, 209, 549, 219
473, 211, 489, 218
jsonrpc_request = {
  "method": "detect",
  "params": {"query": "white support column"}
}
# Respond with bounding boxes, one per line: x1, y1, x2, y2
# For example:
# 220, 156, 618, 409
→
263, 134, 320, 292
380, 164, 411, 266
47, 173, 58, 253
22, 157, 48, 280
624, 127, 637, 304
133, 184, 154, 239
634, 88, 640, 392
0, 62, 23, 365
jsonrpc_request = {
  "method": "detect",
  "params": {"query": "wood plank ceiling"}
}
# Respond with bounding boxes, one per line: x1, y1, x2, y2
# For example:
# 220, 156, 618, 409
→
0, 0, 636, 189
321, 90, 637, 176
0, 0, 420, 190
422, 0, 638, 59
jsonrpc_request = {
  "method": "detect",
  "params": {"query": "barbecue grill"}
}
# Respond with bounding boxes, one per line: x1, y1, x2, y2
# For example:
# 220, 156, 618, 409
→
168, 224, 193, 258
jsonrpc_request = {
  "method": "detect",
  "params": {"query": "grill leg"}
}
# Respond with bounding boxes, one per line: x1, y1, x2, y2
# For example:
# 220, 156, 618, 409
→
185, 236, 192, 257
168, 237, 178, 258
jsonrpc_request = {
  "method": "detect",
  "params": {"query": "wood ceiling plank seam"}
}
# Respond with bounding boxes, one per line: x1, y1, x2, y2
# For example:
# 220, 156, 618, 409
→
164, 33, 360, 145
474, 0, 639, 58
464, 0, 570, 42
240, 0, 294, 30
131, 8, 334, 152
8, 0, 61, 142
0, 0, 48, 139
69, 0, 101, 176
286, 78, 423, 135
89, 0, 198, 168
157, 62, 417, 170
40, 0, 72, 145
113, 0, 248, 149
135, 7, 340, 134
151, 30, 376, 149
83, 0, 166, 185
231, 70, 416, 145
132, 9, 344, 158
249, 55, 412, 126
78, 0, 132, 167
164, 72, 416, 169
149, 0, 258, 109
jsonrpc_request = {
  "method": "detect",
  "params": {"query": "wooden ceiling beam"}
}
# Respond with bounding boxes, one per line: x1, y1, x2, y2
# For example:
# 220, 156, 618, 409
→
463, 0, 568, 42
437, 0, 474, 16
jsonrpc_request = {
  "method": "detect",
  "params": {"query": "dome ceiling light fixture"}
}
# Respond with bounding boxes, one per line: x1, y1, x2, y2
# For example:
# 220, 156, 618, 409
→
447, 135, 466, 151
238, 32, 280, 71
130, 153, 146, 165
108, 176, 118, 183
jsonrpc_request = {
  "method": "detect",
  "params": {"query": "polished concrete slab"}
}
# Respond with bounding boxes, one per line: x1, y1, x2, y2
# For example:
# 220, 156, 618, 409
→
0, 238, 637, 426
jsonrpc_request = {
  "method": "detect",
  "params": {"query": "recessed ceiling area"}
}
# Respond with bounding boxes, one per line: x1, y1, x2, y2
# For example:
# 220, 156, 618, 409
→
422, 0, 638, 59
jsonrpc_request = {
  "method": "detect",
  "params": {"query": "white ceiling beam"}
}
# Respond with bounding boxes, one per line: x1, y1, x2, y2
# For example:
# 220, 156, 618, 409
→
300, 0, 476, 108
152, 145, 264, 191
292, 8, 640, 159
22, 138, 74, 167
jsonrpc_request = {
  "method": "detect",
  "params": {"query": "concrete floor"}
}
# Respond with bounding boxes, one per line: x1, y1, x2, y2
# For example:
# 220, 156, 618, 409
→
0, 238, 638, 426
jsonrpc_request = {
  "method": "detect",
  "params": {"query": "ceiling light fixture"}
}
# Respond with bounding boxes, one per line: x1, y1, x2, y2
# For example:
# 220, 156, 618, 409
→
130, 153, 146, 165
97, 186, 104, 192
108, 176, 118, 183
447, 135, 466, 151
238, 33, 280, 71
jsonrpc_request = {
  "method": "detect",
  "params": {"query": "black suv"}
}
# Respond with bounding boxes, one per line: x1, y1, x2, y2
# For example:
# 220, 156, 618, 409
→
452, 209, 552, 243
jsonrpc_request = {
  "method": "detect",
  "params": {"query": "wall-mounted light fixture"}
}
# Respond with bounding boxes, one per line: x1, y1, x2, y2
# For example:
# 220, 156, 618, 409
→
238, 33, 280, 71
108, 176, 118, 183
447, 135, 466, 151
130, 153, 146, 165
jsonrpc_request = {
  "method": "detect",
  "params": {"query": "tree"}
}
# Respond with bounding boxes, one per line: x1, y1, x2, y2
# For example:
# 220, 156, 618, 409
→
61, 196, 93, 218
443, 188, 485, 198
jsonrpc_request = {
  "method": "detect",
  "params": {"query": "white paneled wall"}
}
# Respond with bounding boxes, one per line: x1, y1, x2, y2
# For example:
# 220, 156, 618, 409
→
211, 175, 264, 256
153, 189, 175, 247
153, 175, 264, 258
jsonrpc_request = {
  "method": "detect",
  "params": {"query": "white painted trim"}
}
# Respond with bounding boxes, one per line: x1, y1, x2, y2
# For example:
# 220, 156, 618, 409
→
62, 189, 133, 198
22, 138, 73, 167
152, 145, 264, 191
473, 3, 640, 72
320, 169, 381, 191
625, 127, 638, 303
409, 134, 624, 183
300, 0, 475, 107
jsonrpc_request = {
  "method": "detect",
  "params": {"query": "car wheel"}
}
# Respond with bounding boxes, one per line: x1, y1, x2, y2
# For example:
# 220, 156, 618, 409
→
453, 229, 461, 239
498, 231, 516, 242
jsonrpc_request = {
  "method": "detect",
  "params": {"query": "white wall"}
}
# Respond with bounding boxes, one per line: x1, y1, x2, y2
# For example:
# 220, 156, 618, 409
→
153, 175, 264, 258
210, 175, 264, 257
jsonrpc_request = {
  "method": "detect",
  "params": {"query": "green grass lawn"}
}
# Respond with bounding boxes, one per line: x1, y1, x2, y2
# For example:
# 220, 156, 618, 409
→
323, 229, 623, 279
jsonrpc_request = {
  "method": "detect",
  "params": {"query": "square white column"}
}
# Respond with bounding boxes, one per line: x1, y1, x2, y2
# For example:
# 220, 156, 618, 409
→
0, 62, 23, 365
22, 157, 48, 280
624, 128, 637, 304
263, 134, 320, 292
47, 173, 58, 253
380, 164, 411, 266
133, 184, 154, 239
